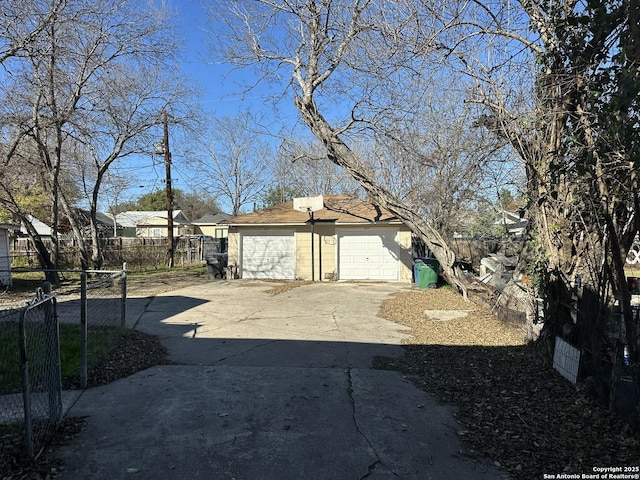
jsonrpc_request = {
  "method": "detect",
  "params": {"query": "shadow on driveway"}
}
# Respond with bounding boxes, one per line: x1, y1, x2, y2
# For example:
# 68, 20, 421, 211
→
54, 282, 509, 480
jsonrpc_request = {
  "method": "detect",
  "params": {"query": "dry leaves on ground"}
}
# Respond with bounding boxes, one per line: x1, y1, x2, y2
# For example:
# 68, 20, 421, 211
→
379, 287, 525, 346
374, 286, 640, 479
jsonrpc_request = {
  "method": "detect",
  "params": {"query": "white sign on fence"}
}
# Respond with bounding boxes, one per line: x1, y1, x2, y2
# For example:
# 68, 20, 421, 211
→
553, 336, 581, 384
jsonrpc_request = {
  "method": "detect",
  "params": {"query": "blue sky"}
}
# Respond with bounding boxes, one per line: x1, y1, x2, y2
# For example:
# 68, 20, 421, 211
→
119, 0, 298, 211
173, 0, 297, 121
174, 0, 254, 116
174, 0, 251, 115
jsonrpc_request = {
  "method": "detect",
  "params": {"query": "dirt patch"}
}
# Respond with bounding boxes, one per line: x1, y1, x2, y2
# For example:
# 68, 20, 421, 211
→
264, 280, 315, 296
125, 268, 209, 297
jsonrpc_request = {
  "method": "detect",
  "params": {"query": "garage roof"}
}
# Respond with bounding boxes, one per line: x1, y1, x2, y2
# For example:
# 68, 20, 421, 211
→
227, 195, 400, 226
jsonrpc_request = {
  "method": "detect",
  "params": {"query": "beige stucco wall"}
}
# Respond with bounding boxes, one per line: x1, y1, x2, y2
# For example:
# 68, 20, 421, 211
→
296, 224, 337, 281
227, 227, 240, 275
195, 224, 229, 238
397, 227, 413, 282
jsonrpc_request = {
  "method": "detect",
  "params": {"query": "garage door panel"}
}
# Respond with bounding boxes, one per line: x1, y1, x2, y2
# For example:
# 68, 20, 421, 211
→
338, 229, 399, 281
242, 233, 295, 279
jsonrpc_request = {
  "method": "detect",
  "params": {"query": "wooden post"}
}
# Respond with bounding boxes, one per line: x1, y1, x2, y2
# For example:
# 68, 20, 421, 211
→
162, 110, 174, 268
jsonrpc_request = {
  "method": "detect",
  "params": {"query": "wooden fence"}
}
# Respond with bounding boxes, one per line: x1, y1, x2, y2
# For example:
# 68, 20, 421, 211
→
11, 236, 227, 271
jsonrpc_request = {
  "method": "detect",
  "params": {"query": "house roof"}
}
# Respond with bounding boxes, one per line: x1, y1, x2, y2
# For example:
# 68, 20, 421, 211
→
115, 210, 188, 228
495, 210, 526, 225
227, 195, 399, 226
21, 215, 54, 236
72, 210, 120, 228
191, 213, 232, 224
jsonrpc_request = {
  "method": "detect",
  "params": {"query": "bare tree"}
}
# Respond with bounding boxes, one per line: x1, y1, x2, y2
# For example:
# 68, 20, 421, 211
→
196, 112, 272, 216
0, 0, 191, 269
209, 0, 508, 295
274, 137, 361, 198
404, 1, 640, 373
0, 0, 65, 65
211, 1, 640, 385
0, 142, 61, 281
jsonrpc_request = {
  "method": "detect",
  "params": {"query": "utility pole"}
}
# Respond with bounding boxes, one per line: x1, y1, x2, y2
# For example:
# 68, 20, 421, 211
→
161, 109, 174, 268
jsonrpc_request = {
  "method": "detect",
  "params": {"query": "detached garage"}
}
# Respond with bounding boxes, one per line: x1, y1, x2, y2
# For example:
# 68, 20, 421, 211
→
226, 195, 412, 282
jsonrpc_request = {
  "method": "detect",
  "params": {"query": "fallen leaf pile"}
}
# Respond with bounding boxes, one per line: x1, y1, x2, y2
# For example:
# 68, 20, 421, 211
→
374, 287, 640, 479
378, 287, 525, 346
2, 417, 87, 480
264, 280, 314, 296
63, 329, 170, 389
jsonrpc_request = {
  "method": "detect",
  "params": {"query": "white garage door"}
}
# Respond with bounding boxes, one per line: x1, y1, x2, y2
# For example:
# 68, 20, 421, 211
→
338, 229, 399, 281
241, 232, 295, 279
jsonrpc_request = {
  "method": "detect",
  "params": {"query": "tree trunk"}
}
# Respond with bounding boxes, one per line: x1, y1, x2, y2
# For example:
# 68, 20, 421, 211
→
90, 179, 105, 270
294, 94, 479, 297
58, 191, 90, 270
19, 214, 60, 286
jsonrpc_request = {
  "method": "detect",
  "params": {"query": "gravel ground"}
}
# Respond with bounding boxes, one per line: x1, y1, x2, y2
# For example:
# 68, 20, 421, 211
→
4, 278, 639, 479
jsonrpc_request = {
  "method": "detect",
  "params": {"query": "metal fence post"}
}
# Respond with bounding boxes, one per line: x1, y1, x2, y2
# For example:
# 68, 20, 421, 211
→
120, 264, 127, 328
80, 271, 88, 389
18, 307, 34, 459
43, 282, 62, 422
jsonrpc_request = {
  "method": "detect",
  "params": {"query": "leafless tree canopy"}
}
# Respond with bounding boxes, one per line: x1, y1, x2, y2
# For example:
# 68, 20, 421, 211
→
0, 0, 194, 269
191, 112, 272, 216
209, 0, 522, 294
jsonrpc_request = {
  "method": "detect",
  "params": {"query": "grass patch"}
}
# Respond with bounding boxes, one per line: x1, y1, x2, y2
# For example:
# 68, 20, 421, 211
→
0, 323, 125, 394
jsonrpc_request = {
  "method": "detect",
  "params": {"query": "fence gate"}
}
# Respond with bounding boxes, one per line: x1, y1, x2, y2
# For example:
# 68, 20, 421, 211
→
19, 290, 62, 459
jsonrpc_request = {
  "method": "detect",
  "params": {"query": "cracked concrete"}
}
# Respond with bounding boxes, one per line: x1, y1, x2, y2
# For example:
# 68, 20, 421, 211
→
345, 367, 396, 479
55, 280, 510, 480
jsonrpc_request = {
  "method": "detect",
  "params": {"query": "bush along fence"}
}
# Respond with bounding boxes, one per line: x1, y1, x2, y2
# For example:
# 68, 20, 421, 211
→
0, 266, 128, 471
532, 276, 639, 426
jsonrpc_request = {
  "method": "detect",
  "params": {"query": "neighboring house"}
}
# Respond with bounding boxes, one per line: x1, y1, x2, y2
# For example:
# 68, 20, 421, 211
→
226, 195, 413, 282
20, 211, 121, 239
0, 224, 19, 286
70, 210, 123, 238
191, 213, 232, 239
495, 210, 528, 238
114, 210, 192, 238
20, 215, 54, 238
99, 211, 124, 237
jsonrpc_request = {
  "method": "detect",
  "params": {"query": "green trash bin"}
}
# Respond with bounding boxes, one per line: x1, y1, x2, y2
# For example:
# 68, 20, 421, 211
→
416, 259, 439, 289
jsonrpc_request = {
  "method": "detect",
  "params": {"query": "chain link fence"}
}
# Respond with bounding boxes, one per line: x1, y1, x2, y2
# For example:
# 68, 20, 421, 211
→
27, 269, 128, 388
1, 289, 61, 471
1, 268, 127, 473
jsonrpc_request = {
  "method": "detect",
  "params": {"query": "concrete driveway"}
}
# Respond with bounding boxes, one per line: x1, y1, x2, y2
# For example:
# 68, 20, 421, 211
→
56, 280, 509, 480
